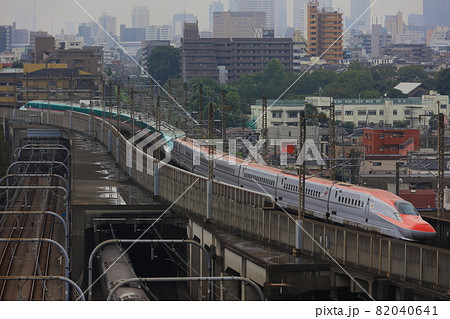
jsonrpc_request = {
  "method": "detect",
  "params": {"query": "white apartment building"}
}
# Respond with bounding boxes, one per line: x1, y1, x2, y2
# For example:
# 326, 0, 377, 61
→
251, 95, 449, 130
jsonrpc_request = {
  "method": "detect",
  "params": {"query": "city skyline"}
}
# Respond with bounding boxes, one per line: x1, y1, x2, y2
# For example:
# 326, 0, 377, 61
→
1, 0, 423, 35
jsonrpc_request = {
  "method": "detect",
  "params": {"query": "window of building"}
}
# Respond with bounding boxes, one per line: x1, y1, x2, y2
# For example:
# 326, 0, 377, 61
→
379, 110, 384, 116
335, 110, 342, 116
345, 111, 353, 116
368, 110, 377, 115
373, 162, 382, 166
288, 112, 298, 118
358, 110, 367, 116
393, 110, 398, 115
404, 109, 411, 115
272, 112, 282, 118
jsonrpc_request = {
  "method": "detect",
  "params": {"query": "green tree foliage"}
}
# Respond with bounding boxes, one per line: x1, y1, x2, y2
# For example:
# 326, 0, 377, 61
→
147, 46, 181, 85
398, 65, 429, 82
436, 68, 450, 95
304, 103, 319, 126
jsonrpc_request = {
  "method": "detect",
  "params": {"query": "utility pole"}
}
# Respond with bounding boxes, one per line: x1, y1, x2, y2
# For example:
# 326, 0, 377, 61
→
117, 85, 121, 132
131, 88, 135, 138
199, 83, 204, 138
208, 102, 215, 181
206, 102, 215, 221
438, 112, 445, 220
329, 101, 336, 180
298, 111, 306, 220
419, 112, 445, 219
109, 82, 113, 125
183, 82, 188, 129
216, 89, 231, 152
262, 97, 268, 161
295, 110, 306, 255
26, 72, 29, 103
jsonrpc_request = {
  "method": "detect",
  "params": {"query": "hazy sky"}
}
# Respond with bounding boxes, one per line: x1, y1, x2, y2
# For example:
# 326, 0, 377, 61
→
1, 0, 423, 34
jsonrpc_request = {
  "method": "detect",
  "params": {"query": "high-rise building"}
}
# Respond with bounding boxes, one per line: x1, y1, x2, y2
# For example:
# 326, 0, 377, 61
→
12, 24, 29, 45
213, 11, 266, 37
229, 0, 239, 11
98, 12, 116, 44
132, 6, 150, 28
0, 25, 12, 53
275, 0, 287, 27
385, 12, 404, 43
173, 13, 198, 38
146, 25, 173, 42
209, 2, 225, 31
237, 0, 275, 28
408, 14, 423, 27
120, 25, 146, 42
78, 24, 93, 46
307, 1, 343, 64
294, 0, 308, 38
371, 24, 391, 58
423, 0, 450, 28
351, 0, 371, 32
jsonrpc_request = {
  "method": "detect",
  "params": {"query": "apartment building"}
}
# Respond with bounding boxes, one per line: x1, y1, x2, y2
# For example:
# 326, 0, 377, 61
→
182, 36, 292, 83
307, 1, 343, 64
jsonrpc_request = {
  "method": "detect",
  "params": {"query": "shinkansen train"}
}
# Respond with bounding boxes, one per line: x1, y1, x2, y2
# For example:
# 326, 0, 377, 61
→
20, 100, 437, 241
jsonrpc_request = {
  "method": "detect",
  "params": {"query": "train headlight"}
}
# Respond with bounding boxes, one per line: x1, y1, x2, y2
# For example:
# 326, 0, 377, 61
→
394, 211, 402, 221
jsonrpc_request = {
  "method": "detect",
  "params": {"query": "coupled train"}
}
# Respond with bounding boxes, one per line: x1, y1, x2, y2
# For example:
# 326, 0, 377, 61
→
20, 101, 437, 241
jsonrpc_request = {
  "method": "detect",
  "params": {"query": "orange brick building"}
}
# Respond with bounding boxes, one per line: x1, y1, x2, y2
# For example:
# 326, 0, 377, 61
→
307, 1, 343, 64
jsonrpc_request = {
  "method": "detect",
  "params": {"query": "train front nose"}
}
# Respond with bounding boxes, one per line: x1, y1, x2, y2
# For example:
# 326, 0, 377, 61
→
411, 223, 436, 241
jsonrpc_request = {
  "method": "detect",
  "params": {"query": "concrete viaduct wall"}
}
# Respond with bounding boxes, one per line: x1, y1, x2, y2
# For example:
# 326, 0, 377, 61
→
2, 108, 449, 297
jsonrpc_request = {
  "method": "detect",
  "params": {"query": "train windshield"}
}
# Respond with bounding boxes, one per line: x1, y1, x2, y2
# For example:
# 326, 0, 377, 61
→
395, 201, 419, 216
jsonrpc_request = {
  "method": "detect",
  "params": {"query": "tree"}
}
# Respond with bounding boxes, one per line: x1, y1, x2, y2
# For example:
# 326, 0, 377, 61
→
398, 65, 429, 82
147, 46, 181, 85
436, 68, 450, 95
385, 88, 407, 98
12, 61, 23, 68
304, 103, 319, 126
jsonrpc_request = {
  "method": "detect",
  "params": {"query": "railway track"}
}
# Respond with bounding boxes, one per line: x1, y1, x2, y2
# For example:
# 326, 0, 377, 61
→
0, 147, 67, 300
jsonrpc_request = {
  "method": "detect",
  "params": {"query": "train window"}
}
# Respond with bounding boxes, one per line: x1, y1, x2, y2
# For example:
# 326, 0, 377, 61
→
351, 199, 354, 206
338, 196, 341, 202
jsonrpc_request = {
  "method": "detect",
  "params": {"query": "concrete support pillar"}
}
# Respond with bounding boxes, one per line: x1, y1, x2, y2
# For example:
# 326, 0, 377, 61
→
154, 162, 159, 196
296, 219, 302, 250
108, 130, 112, 153
88, 116, 92, 137
206, 181, 212, 220
46, 112, 50, 124
101, 122, 104, 143
69, 111, 73, 129
115, 137, 120, 164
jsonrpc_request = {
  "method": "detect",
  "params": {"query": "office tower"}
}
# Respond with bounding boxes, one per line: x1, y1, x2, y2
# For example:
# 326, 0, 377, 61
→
275, 0, 287, 27
408, 14, 423, 26
351, 0, 371, 32
120, 25, 146, 42
209, 2, 225, 30
423, 0, 450, 28
229, 0, 239, 11
98, 13, 116, 36
173, 13, 198, 38
132, 6, 150, 28
385, 12, 404, 43
0, 25, 12, 52
237, 0, 275, 28
307, 1, 343, 64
